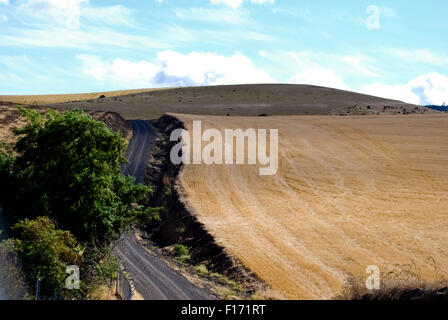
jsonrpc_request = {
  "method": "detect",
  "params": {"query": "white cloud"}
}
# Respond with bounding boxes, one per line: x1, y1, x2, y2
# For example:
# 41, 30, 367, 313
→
359, 83, 419, 104
250, 0, 274, 4
260, 50, 380, 90
359, 72, 448, 105
81, 5, 134, 27
211, 0, 244, 9
381, 6, 397, 18
342, 55, 378, 77
15, 0, 134, 30
0, 27, 168, 49
210, 0, 274, 9
388, 48, 448, 66
286, 50, 378, 78
288, 68, 350, 91
78, 51, 275, 87
19, 0, 89, 30
113, 58, 160, 82
0, 0, 9, 4
76, 54, 110, 80
174, 7, 251, 24
204, 29, 273, 43
0, 14, 7, 22
157, 50, 274, 85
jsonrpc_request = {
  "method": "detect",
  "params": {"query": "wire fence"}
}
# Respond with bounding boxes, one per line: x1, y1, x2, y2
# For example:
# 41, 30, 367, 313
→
1, 264, 135, 300
116, 268, 134, 300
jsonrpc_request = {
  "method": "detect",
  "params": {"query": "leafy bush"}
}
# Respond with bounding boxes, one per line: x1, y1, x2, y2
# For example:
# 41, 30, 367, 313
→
5, 217, 83, 297
164, 185, 173, 197
173, 244, 189, 257
173, 244, 190, 263
0, 108, 157, 245
194, 264, 209, 276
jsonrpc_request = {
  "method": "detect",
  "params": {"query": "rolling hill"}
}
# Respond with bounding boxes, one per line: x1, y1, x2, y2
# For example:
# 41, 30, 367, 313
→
38, 84, 432, 119
1, 84, 445, 300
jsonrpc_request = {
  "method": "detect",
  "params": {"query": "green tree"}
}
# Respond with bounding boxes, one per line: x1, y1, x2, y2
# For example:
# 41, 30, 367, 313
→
0, 107, 159, 297
7, 216, 83, 297
3, 107, 156, 246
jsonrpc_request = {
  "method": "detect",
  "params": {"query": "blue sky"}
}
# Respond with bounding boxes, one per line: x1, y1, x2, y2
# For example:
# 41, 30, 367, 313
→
0, 0, 447, 105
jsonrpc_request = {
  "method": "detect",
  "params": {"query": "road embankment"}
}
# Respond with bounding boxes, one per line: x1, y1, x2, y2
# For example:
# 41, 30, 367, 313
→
144, 114, 264, 293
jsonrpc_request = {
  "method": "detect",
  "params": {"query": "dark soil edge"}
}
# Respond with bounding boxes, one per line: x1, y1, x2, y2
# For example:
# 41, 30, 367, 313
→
141, 114, 266, 293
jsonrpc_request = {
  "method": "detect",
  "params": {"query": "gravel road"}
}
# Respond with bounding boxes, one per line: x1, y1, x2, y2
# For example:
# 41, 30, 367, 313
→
116, 120, 214, 300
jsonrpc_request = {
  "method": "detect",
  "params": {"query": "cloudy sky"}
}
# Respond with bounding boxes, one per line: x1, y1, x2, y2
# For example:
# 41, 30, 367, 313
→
0, 0, 447, 105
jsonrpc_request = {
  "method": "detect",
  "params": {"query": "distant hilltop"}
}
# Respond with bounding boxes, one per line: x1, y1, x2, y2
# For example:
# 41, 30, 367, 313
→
11, 84, 435, 120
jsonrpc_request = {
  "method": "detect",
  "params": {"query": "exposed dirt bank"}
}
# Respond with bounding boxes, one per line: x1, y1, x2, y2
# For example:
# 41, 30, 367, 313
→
142, 114, 266, 294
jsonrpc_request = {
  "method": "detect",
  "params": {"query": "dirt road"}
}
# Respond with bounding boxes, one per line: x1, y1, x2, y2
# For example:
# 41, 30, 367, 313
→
116, 120, 214, 300
121, 120, 155, 184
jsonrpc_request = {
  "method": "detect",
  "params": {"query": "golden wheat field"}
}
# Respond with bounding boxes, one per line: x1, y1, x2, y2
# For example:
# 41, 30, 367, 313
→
174, 113, 448, 299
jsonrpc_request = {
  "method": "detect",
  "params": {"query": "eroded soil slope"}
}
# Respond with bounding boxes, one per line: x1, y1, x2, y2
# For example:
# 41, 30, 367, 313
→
175, 113, 448, 299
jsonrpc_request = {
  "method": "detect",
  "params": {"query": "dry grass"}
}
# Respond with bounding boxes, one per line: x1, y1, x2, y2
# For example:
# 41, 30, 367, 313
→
90, 284, 120, 300
175, 113, 448, 300
90, 282, 146, 300
0, 107, 27, 142
0, 88, 170, 106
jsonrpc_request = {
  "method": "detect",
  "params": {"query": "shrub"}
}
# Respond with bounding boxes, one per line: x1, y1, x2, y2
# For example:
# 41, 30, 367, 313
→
164, 185, 173, 197
173, 244, 189, 257
5, 216, 83, 297
194, 264, 209, 276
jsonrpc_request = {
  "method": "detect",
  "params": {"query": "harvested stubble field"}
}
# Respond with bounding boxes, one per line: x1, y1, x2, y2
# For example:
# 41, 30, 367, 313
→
175, 113, 448, 299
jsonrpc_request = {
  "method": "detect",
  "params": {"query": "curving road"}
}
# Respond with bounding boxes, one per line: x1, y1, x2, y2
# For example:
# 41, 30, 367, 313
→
116, 120, 214, 300
121, 120, 155, 184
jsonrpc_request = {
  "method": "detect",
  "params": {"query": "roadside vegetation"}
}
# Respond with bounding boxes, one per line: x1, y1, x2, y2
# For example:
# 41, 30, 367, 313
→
173, 244, 190, 263
0, 107, 158, 299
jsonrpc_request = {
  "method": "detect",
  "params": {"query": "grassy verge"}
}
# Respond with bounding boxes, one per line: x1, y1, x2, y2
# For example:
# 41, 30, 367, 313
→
164, 242, 264, 300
